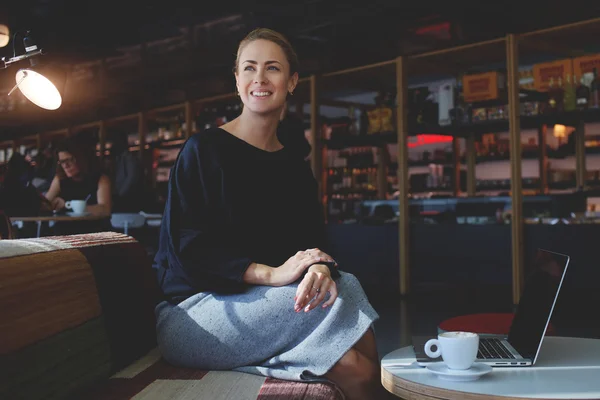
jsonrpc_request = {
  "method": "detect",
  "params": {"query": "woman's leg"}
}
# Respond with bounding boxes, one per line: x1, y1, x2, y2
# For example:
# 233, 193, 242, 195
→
352, 327, 379, 364
324, 347, 379, 400
324, 329, 394, 400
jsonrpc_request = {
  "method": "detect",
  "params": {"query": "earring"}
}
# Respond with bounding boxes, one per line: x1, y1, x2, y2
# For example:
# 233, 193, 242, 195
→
236, 91, 240, 96
288, 91, 294, 96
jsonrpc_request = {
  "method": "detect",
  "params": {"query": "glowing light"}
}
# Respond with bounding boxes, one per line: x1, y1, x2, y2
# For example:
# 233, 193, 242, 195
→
408, 134, 453, 148
15, 69, 62, 110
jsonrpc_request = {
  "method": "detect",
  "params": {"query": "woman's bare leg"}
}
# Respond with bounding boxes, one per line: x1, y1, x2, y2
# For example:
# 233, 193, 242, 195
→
352, 327, 379, 363
324, 329, 394, 400
324, 347, 378, 400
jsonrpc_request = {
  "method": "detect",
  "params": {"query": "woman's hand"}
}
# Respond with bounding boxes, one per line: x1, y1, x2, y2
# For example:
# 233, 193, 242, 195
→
51, 197, 66, 211
294, 264, 338, 313
39, 195, 54, 212
271, 249, 336, 287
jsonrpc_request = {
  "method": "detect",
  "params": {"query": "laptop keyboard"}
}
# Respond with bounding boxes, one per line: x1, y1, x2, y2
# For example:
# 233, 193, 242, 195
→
478, 338, 516, 359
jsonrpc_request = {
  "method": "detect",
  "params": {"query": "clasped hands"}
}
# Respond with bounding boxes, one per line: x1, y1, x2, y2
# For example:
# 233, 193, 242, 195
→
272, 248, 339, 313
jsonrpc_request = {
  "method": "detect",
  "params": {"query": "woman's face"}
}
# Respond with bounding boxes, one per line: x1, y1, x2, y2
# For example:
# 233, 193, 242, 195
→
235, 39, 298, 116
57, 151, 79, 178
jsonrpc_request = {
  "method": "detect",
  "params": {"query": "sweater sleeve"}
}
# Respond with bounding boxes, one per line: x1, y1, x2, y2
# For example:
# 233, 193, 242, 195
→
164, 136, 253, 291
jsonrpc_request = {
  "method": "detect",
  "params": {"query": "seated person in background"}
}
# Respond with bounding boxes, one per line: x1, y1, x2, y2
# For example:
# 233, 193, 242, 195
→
31, 144, 57, 193
45, 137, 112, 216
0, 152, 51, 217
110, 133, 143, 212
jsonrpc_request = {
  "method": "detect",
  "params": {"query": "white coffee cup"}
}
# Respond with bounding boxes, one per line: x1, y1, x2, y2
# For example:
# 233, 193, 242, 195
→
425, 331, 479, 370
65, 200, 87, 214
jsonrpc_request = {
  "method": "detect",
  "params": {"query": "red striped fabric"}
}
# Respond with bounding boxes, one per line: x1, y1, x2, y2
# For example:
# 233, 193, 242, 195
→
43, 232, 136, 248
84, 358, 343, 400
258, 377, 344, 400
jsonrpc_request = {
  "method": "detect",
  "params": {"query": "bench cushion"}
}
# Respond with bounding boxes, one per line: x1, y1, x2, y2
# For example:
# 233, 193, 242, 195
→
0, 232, 159, 399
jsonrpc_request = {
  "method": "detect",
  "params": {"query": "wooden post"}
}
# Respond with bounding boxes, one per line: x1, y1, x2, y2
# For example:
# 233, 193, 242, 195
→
452, 136, 461, 196
396, 56, 410, 296
377, 144, 389, 199
466, 133, 476, 196
99, 120, 106, 162
538, 124, 548, 194
310, 75, 323, 201
507, 34, 524, 305
575, 121, 586, 190
185, 101, 194, 139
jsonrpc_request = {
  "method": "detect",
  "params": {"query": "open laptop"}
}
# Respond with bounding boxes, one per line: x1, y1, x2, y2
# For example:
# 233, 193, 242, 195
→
413, 249, 570, 367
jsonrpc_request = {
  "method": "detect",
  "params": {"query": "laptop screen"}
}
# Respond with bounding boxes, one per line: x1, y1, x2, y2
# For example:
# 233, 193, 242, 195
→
507, 249, 569, 362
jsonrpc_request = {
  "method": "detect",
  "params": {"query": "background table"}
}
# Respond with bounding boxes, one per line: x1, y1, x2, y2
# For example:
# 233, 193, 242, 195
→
10, 214, 110, 237
381, 336, 600, 399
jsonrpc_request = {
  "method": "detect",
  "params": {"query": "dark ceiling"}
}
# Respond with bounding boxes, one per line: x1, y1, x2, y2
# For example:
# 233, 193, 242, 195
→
0, 0, 599, 140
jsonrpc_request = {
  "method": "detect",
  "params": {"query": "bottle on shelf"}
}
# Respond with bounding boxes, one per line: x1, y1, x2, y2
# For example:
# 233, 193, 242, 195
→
591, 67, 599, 108
555, 76, 565, 113
438, 82, 454, 126
576, 74, 590, 110
359, 108, 369, 136
546, 78, 558, 113
564, 74, 576, 112
348, 106, 358, 136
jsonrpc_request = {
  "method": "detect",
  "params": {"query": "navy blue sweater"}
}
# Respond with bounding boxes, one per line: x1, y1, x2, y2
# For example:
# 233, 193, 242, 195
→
153, 128, 338, 303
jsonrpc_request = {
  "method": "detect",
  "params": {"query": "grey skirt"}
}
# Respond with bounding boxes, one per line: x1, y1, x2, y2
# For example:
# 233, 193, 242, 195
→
155, 271, 379, 381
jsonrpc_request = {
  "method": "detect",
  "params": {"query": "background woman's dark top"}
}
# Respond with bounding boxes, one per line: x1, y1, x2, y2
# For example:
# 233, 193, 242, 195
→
153, 128, 338, 303
53, 172, 109, 235
60, 172, 101, 205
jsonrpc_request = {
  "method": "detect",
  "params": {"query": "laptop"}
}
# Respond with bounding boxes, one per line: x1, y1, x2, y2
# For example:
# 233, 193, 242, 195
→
413, 249, 570, 367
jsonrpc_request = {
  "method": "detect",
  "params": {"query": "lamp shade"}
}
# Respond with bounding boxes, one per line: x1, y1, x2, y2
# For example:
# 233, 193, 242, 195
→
15, 68, 62, 110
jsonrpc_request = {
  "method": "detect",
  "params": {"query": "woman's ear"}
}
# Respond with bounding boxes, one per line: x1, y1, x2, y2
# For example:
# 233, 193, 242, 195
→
288, 72, 299, 94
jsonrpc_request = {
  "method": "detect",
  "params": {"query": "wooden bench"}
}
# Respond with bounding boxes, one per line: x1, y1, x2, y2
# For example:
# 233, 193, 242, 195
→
0, 232, 343, 399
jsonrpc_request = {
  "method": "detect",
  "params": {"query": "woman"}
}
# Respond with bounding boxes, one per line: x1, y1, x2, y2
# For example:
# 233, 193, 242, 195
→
153, 28, 383, 400
45, 137, 112, 234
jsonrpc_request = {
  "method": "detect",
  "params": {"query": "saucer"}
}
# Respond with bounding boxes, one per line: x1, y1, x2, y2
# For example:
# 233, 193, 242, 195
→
66, 212, 91, 217
426, 362, 492, 381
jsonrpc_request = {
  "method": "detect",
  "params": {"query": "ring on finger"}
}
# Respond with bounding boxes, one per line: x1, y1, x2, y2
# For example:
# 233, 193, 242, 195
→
312, 286, 321, 293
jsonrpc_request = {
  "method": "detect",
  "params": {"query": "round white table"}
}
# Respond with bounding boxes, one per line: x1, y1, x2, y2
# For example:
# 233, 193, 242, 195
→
381, 336, 600, 399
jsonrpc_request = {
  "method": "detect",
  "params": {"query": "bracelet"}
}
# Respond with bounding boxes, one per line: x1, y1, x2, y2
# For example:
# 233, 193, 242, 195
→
306, 260, 340, 279
308, 260, 336, 269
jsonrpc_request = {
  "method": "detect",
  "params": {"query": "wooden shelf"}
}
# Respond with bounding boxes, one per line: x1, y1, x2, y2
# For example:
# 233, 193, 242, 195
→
326, 131, 396, 149
325, 108, 600, 151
